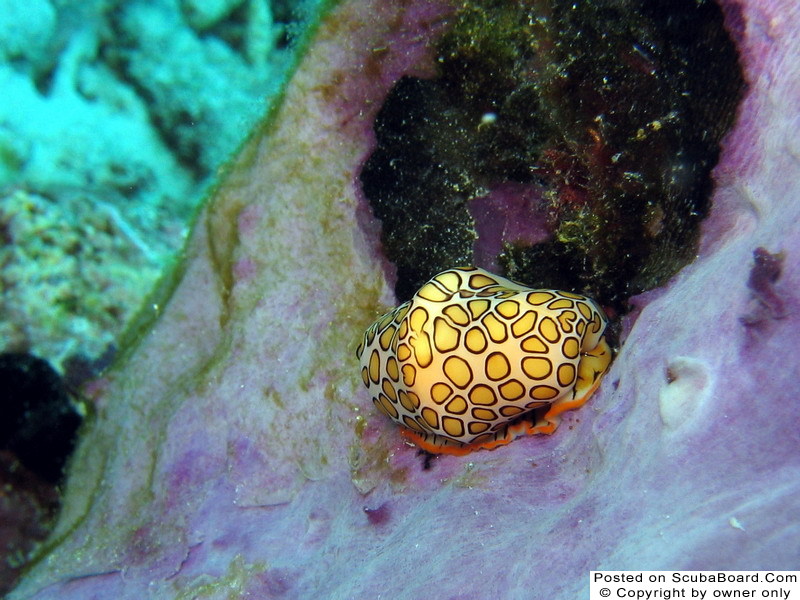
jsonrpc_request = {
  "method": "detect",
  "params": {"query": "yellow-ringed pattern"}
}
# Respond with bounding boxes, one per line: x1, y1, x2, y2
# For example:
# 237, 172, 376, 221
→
356, 267, 612, 455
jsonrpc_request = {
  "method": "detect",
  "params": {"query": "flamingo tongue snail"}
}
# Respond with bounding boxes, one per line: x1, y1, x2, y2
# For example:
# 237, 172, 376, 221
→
356, 267, 613, 456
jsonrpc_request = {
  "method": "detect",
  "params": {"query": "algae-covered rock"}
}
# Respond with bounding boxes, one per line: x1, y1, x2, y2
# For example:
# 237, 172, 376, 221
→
10, 0, 800, 598
361, 0, 743, 308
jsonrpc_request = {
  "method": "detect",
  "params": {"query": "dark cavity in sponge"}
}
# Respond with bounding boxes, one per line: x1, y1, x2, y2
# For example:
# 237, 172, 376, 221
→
0, 352, 82, 484
360, 0, 744, 310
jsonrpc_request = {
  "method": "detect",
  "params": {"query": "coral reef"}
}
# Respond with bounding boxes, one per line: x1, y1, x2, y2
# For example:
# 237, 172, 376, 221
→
0, 189, 168, 366
0, 1, 321, 594
9, 0, 800, 598
0, 0, 317, 372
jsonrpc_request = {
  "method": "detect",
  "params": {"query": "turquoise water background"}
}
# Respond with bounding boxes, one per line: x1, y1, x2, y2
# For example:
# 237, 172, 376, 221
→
0, 0, 320, 372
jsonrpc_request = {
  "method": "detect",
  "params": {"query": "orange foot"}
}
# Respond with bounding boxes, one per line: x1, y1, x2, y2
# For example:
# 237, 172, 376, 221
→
401, 338, 613, 456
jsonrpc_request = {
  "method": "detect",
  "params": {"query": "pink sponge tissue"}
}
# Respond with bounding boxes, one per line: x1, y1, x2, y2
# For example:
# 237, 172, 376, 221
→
10, 0, 800, 599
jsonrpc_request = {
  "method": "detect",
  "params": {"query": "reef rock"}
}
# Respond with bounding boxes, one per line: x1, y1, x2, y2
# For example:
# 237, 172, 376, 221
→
10, 0, 800, 598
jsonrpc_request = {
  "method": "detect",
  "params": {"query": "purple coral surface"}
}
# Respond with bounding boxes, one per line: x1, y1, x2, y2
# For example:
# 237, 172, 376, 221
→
10, 0, 800, 599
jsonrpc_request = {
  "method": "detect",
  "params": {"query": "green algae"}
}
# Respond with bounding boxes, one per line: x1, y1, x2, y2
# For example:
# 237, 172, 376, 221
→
265, 386, 285, 409
173, 555, 267, 600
